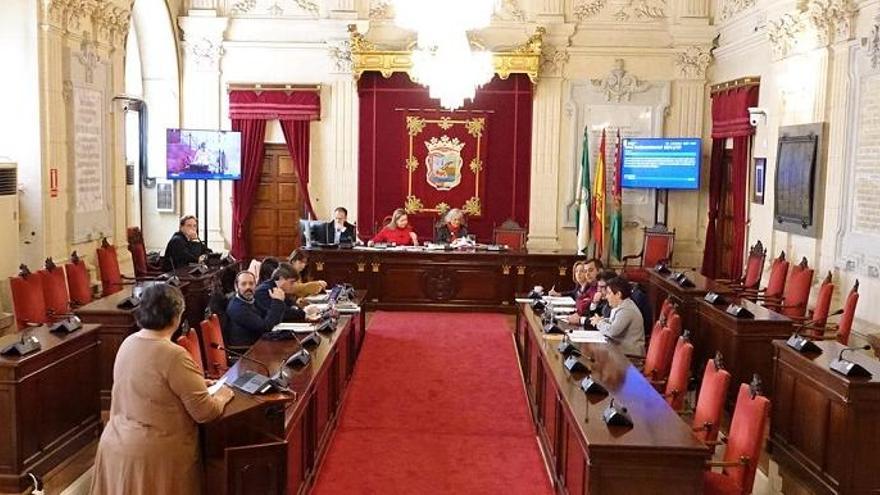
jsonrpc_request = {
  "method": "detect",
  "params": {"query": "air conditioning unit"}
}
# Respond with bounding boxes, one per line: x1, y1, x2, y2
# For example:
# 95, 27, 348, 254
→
0, 161, 19, 280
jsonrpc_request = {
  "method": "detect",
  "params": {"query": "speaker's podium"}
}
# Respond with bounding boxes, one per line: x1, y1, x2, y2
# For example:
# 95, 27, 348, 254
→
202, 315, 358, 494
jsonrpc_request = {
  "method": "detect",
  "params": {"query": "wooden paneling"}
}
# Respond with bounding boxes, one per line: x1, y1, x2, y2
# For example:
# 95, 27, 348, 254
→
247, 144, 302, 258
0, 325, 101, 493
517, 304, 709, 494
771, 340, 880, 494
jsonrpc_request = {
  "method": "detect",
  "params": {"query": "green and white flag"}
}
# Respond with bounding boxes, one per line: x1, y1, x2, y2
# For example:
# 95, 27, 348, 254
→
575, 127, 591, 255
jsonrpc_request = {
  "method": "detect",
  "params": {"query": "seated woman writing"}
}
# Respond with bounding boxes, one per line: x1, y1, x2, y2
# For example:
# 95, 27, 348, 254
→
435, 208, 468, 244
368, 208, 418, 246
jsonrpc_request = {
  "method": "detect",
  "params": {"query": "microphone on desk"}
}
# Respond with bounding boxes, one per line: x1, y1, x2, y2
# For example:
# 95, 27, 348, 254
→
283, 331, 322, 368
830, 344, 873, 378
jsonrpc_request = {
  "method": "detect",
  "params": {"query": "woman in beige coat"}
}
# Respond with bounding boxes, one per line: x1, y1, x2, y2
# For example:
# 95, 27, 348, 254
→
90, 283, 234, 495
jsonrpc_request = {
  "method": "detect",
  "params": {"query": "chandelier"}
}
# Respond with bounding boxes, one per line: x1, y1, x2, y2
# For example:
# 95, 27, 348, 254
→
393, 0, 496, 110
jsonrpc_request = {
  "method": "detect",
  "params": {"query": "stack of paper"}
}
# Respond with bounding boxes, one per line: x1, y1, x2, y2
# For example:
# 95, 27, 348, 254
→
273, 322, 317, 333
568, 330, 607, 344
543, 296, 577, 306
306, 294, 329, 303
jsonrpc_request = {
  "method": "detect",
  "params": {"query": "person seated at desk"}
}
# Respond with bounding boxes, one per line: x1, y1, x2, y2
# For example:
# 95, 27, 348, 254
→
287, 249, 327, 298
435, 208, 468, 244
163, 215, 212, 271
368, 208, 418, 246
588, 277, 646, 357
550, 257, 604, 314
90, 283, 234, 495
225, 271, 286, 347
312, 206, 357, 245
255, 263, 306, 322
257, 257, 280, 284
567, 270, 616, 326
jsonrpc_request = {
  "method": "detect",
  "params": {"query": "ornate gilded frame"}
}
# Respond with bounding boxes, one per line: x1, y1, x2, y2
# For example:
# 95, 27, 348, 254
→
348, 24, 544, 84
404, 115, 486, 216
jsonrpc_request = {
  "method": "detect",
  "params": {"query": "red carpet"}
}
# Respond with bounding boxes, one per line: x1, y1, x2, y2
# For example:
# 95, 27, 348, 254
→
312, 312, 553, 495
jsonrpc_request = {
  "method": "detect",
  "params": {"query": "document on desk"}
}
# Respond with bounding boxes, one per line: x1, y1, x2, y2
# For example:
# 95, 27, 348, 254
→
273, 322, 317, 333
543, 296, 578, 305
208, 376, 227, 395
551, 305, 577, 314
568, 331, 607, 344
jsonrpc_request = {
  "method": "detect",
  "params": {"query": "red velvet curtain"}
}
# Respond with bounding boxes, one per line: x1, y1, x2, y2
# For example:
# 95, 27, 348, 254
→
280, 120, 315, 219
231, 119, 267, 259
701, 85, 759, 278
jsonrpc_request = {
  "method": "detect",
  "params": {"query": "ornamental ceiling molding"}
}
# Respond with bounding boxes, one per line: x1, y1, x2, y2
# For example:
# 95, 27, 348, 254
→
719, 0, 756, 22
348, 24, 543, 83
369, 0, 393, 19
92, 3, 131, 47
675, 45, 713, 79
230, 0, 257, 14
614, 0, 666, 22
327, 39, 353, 73
865, 10, 880, 69
493, 0, 527, 22
76, 32, 101, 84
573, 0, 607, 21
42, 0, 95, 32
591, 58, 650, 102
767, 12, 806, 59
182, 34, 224, 70
228, 0, 318, 17
540, 44, 570, 77
804, 0, 855, 45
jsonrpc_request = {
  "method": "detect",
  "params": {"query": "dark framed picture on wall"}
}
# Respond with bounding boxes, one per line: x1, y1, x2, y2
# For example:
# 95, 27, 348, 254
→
752, 157, 766, 205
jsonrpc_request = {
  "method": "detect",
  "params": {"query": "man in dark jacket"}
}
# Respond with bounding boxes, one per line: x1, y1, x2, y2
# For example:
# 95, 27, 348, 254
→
163, 215, 211, 270
226, 271, 286, 347
255, 262, 306, 322
311, 207, 357, 245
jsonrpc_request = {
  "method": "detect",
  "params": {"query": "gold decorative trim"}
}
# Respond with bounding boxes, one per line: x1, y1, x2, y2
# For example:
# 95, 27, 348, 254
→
710, 76, 761, 94
357, 262, 366, 272
516, 265, 527, 276
404, 195, 424, 213
558, 265, 567, 276
371, 261, 381, 272
435, 202, 451, 214
316, 261, 325, 271
348, 24, 543, 84
502, 263, 511, 275
463, 196, 482, 216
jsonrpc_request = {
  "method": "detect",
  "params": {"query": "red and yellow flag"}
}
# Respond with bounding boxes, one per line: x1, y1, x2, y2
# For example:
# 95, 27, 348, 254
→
592, 129, 606, 259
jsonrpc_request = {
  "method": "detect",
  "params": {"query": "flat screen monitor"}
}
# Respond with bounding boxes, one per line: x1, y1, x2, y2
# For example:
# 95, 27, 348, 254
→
166, 128, 241, 180
620, 138, 701, 190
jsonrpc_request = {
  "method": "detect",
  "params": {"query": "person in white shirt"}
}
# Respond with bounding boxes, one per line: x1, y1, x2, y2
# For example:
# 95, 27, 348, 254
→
589, 277, 646, 357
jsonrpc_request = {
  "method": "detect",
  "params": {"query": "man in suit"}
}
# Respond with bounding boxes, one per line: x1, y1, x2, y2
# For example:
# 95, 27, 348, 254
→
311, 207, 357, 245
225, 271, 286, 347
163, 215, 211, 271
254, 262, 305, 322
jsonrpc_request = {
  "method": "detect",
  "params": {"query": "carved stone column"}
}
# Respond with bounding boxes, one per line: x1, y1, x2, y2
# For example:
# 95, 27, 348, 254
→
667, 45, 711, 267
178, 13, 228, 250
536, 0, 565, 23
527, 44, 569, 250
189, 0, 217, 9
329, 0, 357, 19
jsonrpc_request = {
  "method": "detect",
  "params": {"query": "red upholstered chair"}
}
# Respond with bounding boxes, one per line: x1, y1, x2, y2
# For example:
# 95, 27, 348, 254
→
761, 257, 813, 319
718, 240, 766, 291
806, 280, 859, 345
200, 314, 229, 379
660, 297, 675, 323
621, 224, 675, 283
177, 329, 205, 376
741, 251, 789, 301
704, 381, 770, 495
65, 251, 93, 307
493, 219, 527, 250
641, 325, 676, 386
10, 265, 49, 329
127, 226, 164, 277
804, 272, 834, 328
665, 336, 693, 412
96, 238, 127, 295
37, 258, 72, 318
692, 354, 731, 444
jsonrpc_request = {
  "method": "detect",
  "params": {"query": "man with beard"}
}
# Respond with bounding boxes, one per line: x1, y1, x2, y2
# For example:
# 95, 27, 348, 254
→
255, 263, 306, 322
225, 270, 286, 347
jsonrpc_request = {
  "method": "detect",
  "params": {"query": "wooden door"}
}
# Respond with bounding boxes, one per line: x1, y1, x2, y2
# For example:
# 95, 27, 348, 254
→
716, 148, 736, 279
247, 144, 301, 258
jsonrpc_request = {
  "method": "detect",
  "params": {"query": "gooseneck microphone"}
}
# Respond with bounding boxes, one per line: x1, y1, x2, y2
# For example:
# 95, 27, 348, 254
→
839, 344, 871, 361
211, 343, 271, 376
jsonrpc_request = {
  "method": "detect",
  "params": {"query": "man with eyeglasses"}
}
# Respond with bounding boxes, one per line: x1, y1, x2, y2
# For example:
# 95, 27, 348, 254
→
568, 270, 616, 327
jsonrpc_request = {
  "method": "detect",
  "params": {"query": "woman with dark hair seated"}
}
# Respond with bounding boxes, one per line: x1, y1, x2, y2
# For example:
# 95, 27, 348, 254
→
589, 277, 646, 356
91, 283, 234, 494
258, 257, 280, 284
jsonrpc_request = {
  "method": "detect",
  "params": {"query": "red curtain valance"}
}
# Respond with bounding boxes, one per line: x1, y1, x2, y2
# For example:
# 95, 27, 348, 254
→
229, 90, 321, 121
711, 86, 759, 138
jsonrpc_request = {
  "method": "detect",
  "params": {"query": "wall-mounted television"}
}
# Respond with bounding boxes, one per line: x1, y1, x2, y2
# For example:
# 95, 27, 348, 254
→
166, 128, 241, 180
621, 138, 701, 190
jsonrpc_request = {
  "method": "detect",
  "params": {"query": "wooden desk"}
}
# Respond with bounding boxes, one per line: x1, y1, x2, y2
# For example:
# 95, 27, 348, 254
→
203, 315, 358, 495
695, 298, 792, 404
0, 325, 101, 493
771, 340, 880, 494
74, 288, 139, 410
516, 304, 709, 494
646, 268, 729, 332
306, 247, 581, 312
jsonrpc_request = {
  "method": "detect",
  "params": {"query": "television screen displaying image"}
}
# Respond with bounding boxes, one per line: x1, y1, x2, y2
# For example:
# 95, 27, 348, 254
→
620, 138, 701, 190
166, 129, 241, 180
